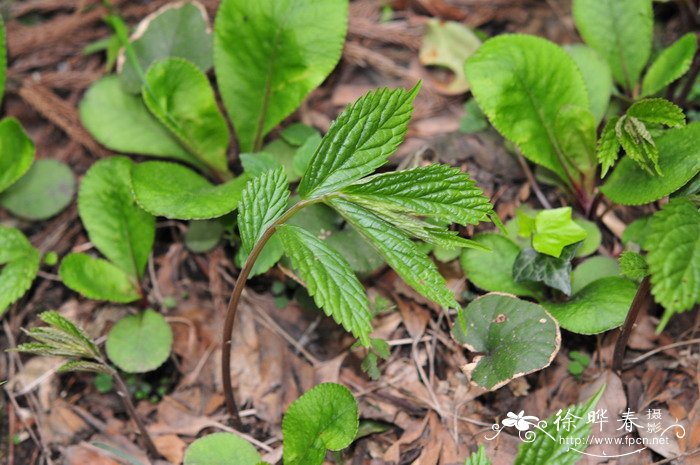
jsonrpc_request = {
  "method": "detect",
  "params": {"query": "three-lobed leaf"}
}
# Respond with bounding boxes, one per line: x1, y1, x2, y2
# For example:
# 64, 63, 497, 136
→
642, 32, 698, 97
0, 227, 40, 316
531, 208, 587, 258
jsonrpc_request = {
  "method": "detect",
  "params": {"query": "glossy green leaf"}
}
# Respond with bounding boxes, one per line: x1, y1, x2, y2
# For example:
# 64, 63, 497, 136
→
597, 116, 621, 178
277, 224, 373, 345
0, 118, 35, 194
0, 159, 75, 220
184, 433, 260, 465
642, 33, 698, 97
59, 253, 141, 303
79, 77, 204, 170
214, 0, 347, 151
282, 383, 359, 465
131, 161, 248, 220
627, 98, 685, 128
543, 277, 636, 334
573, 0, 653, 90
532, 208, 587, 258
299, 86, 419, 198
513, 244, 579, 295
119, 1, 213, 93
572, 256, 619, 294
79, 157, 155, 279
238, 167, 289, 255
601, 122, 700, 204
185, 220, 224, 253
106, 309, 173, 373
452, 293, 560, 390
0, 227, 40, 316
564, 44, 613, 123
619, 251, 648, 280
465, 35, 591, 185
143, 58, 231, 178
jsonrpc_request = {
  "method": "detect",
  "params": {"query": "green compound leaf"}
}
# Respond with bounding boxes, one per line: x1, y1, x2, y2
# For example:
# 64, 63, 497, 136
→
330, 198, 459, 309
645, 198, 700, 326
131, 161, 248, 220
0, 159, 75, 220
564, 44, 613, 123
17, 311, 101, 361
184, 432, 260, 465
626, 98, 686, 128
572, 256, 619, 294
642, 33, 698, 97
143, 58, 231, 178
79, 157, 155, 279
119, 1, 213, 94
238, 167, 289, 256
532, 208, 587, 258
619, 251, 649, 280
513, 244, 579, 296
461, 233, 541, 298
299, 86, 419, 198
602, 122, 700, 205
277, 224, 373, 346
597, 116, 621, 178
543, 277, 636, 334
342, 164, 492, 226
0, 227, 40, 316
79, 76, 205, 171
452, 293, 560, 390
514, 385, 604, 465
214, 0, 347, 152
465, 34, 591, 185
59, 253, 141, 303
106, 309, 173, 373
282, 383, 359, 465
464, 445, 491, 465
573, 0, 652, 90
39, 310, 99, 356
0, 118, 35, 194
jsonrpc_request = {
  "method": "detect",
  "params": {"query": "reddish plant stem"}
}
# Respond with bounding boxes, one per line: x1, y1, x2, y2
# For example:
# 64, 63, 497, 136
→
612, 276, 651, 374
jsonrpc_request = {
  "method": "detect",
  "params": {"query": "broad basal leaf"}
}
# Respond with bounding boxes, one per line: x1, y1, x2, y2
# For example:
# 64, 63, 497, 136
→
0, 118, 35, 194
513, 244, 579, 295
131, 161, 248, 220
119, 1, 213, 93
59, 253, 141, 303
214, 0, 347, 152
0, 227, 40, 316
543, 277, 636, 334
277, 224, 373, 345
282, 383, 359, 465
452, 293, 560, 390
601, 122, 700, 204
645, 198, 700, 324
106, 309, 173, 373
532, 207, 587, 258
238, 167, 289, 255
465, 35, 592, 185
143, 58, 231, 178
80, 76, 205, 171
572, 256, 619, 294
298, 86, 419, 198
342, 164, 492, 226
78, 157, 155, 279
564, 44, 612, 123
330, 198, 459, 309
573, 0, 652, 90
184, 433, 260, 465
642, 33, 698, 97
626, 98, 685, 128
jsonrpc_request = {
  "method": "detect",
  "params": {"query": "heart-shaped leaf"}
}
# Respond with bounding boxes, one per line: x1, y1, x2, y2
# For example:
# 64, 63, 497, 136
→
184, 432, 261, 465
0, 118, 35, 194
0, 227, 40, 316
59, 253, 141, 303
106, 309, 173, 373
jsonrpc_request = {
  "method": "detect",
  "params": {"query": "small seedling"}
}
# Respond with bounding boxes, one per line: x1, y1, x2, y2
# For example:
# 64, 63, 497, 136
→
567, 351, 591, 377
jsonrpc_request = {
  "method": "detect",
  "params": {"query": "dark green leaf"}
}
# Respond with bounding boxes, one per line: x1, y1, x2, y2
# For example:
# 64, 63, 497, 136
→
619, 251, 649, 280
238, 167, 289, 255
597, 116, 621, 178
512, 244, 579, 295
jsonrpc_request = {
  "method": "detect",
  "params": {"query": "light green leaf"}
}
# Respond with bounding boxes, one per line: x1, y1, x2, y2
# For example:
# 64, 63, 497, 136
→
185, 220, 224, 253
573, 0, 653, 90
0, 159, 75, 220
513, 244, 579, 295
601, 122, 700, 204
79, 157, 155, 279
642, 33, 698, 97
464, 445, 491, 465
543, 277, 636, 334
597, 116, 621, 178
0, 118, 35, 194
106, 309, 173, 373
573, 217, 601, 257
184, 433, 260, 465
564, 44, 613, 123
298, 85, 419, 198
0, 227, 40, 316
572, 256, 619, 294
119, 1, 213, 94
214, 0, 347, 152
59, 253, 141, 303
465, 35, 591, 185
645, 198, 700, 324
627, 98, 685, 128
532, 208, 587, 258
342, 164, 492, 226
277, 224, 373, 345
143, 58, 231, 178
79, 76, 205, 171
452, 293, 560, 390
238, 167, 289, 255
131, 161, 248, 220
235, 234, 284, 278
419, 19, 481, 95
282, 383, 359, 465
554, 105, 596, 173
240, 152, 282, 177
330, 198, 458, 309
619, 251, 648, 280
460, 233, 541, 297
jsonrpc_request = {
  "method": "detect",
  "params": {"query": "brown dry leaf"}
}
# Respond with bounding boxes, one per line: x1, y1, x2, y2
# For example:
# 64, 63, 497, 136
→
396, 297, 431, 340
41, 400, 88, 445
154, 434, 186, 465
384, 414, 430, 462
7, 355, 63, 411
636, 407, 685, 459
63, 444, 121, 465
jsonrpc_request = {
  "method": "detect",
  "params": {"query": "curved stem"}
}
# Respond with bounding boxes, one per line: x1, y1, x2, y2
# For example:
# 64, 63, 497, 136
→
611, 276, 651, 374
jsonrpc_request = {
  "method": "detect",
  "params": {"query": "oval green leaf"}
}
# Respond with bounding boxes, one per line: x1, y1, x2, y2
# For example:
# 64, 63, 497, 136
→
0, 118, 35, 194
184, 432, 261, 465
59, 253, 141, 303
106, 309, 173, 373
564, 44, 612, 123
572, 256, 619, 294
642, 33, 698, 97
